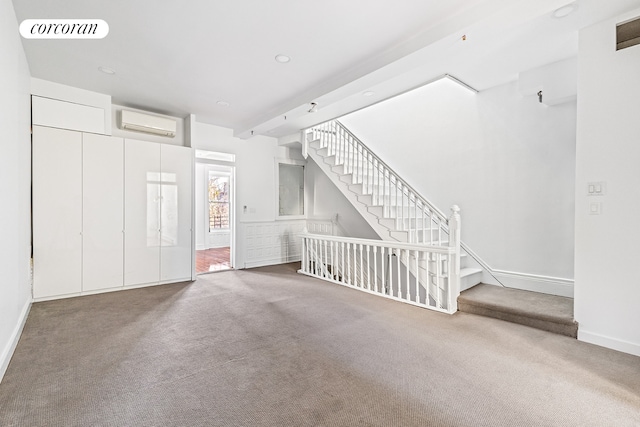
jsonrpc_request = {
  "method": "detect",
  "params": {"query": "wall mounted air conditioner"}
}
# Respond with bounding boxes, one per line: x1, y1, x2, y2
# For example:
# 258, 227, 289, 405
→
120, 110, 176, 137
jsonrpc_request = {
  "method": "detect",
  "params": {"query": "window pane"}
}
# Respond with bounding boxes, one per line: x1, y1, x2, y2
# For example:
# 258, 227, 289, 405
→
209, 176, 230, 230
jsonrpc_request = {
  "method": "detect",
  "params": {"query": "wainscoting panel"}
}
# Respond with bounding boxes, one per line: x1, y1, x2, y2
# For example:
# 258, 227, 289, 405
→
306, 217, 338, 236
242, 220, 306, 268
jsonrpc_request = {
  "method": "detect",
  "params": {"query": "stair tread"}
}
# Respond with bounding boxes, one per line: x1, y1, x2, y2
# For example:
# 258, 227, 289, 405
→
460, 267, 482, 277
458, 284, 577, 336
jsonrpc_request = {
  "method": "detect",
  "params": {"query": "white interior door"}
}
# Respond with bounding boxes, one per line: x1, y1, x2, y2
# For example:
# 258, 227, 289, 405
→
82, 133, 124, 292
160, 144, 192, 282
32, 126, 82, 298
124, 139, 161, 286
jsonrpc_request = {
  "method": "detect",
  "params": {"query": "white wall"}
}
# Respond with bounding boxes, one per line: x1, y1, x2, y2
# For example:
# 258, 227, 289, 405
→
341, 77, 577, 294
574, 8, 640, 356
193, 122, 300, 267
0, 0, 32, 381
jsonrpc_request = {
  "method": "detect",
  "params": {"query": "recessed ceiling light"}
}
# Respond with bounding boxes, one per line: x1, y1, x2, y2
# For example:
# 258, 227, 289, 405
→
275, 54, 291, 63
98, 66, 115, 75
216, 100, 230, 107
363, 91, 375, 97
553, 4, 577, 18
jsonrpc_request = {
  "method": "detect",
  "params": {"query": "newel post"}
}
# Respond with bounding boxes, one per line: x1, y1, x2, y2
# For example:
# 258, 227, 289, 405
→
448, 205, 461, 313
299, 226, 309, 273
301, 130, 308, 159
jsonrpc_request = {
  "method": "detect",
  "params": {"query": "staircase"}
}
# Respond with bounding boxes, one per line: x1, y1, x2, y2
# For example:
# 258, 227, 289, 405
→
299, 119, 577, 338
304, 120, 483, 293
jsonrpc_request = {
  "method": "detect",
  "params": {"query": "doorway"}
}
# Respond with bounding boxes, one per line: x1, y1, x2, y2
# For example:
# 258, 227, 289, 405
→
195, 150, 235, 274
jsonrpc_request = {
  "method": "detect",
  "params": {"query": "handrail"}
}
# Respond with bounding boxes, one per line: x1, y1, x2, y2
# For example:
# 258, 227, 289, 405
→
307, 119, 450, 245
334, 120, 449, 222
300, 232, 455, 255
304, 119, 506, 288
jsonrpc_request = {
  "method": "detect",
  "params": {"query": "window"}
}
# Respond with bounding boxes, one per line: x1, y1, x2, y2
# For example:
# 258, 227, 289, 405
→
209, 175, 229, 230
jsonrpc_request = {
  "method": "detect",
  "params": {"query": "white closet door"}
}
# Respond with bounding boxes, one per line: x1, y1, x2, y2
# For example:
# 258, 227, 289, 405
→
83, 133, 124, 292
124, 139, 161, 286
32, 126, 82, 298
160, 144, 193, 282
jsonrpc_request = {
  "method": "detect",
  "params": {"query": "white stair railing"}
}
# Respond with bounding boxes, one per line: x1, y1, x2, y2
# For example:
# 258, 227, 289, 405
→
307, 120, 449, 245
299, 225, 461, 314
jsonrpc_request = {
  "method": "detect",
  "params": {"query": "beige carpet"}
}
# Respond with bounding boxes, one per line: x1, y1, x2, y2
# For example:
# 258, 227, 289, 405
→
1, 263, 639, 426
458, 284, 579, 337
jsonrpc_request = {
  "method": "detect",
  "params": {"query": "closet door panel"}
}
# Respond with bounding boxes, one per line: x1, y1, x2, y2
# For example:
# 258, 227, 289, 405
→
32, 126, 82, 298
124, 139, 161, 286
83, 133, 124, 292
160, 144, 192, 282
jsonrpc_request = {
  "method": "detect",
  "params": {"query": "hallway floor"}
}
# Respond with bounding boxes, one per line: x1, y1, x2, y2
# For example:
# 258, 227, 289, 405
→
195, 247, 231, 274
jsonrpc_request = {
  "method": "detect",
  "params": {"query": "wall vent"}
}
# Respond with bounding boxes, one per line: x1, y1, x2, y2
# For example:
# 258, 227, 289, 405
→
617, 16, 640, 51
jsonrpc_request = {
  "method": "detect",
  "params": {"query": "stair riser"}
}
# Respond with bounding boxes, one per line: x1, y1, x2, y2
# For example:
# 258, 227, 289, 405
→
366, 205, 440, 221
310, 137, 481, 284
307, 146, 400, 241
368, 206, 438, 220
378, 217, 443, 231
388, 230, 448, 244
457, 303, 578, 338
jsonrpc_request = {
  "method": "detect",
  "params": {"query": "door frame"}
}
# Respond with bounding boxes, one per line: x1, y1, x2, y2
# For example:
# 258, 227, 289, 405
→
194, 154, 236, 273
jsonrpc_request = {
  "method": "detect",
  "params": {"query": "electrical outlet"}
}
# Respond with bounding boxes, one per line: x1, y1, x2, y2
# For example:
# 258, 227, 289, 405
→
589, 202, 602, 215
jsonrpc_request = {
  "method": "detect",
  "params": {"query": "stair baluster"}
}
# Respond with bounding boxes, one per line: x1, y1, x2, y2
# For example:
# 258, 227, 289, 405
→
300, 120, 484, 313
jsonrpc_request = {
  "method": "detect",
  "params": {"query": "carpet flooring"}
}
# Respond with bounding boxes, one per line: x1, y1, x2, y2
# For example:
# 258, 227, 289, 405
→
458, 284, 578, 337
1, 263, 639, 426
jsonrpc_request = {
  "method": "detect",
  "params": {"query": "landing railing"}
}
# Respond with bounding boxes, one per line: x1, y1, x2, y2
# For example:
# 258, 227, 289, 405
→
299, 206, 461, 314
307, 120, 448, 245
299, 234, 460, 314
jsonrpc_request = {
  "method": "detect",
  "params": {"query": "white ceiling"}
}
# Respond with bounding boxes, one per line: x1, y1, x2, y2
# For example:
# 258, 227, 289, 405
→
12, 0, 640, 138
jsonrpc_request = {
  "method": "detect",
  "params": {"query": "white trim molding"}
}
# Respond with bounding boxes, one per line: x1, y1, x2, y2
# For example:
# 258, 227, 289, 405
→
0, 300, 31, 383
460, 244, 574, 297
491, 269, 574, 298
578, 329, 640, 357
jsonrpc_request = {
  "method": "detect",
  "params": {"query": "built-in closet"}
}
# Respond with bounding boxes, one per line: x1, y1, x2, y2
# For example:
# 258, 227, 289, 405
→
31, 95, 192, 300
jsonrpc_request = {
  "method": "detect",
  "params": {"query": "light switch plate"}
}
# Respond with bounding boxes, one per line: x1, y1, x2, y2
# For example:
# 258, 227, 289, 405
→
587, 181, 606, 196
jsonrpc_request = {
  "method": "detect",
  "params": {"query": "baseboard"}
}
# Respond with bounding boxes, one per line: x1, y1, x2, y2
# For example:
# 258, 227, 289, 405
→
490, 269, 574, 298
244, 255, 301, 269
0, 300, 31, 384
578, 329, 640, 357
33, 278, 194, 302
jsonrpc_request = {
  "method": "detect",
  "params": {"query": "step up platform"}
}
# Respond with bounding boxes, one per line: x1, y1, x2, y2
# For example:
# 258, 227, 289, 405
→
457, 284, 578, 338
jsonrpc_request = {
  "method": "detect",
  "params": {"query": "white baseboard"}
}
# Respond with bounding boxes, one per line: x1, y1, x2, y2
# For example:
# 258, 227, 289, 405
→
244, 255, 301, 269
33, 278, 195, 303
578, 329, 640, 357
490, 269, 574, 298
0, 300, 31, 384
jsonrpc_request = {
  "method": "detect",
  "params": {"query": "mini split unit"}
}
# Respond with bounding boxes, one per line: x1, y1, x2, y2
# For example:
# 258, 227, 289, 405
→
120, 110, 177, 137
